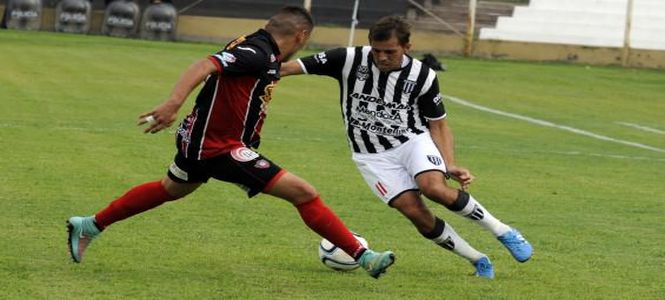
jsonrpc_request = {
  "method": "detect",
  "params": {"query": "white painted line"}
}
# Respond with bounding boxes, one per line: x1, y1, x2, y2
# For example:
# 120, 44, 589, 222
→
615, 122, 665, 135
445, 95, 665, 154
458, 145, 665, 162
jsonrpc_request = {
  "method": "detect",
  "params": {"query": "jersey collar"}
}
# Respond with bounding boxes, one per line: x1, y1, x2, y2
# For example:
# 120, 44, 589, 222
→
256, 29, 281, 58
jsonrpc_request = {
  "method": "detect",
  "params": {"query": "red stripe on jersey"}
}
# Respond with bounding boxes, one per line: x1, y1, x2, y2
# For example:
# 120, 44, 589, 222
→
208, 56, 223, 74
197, 76, 261, 159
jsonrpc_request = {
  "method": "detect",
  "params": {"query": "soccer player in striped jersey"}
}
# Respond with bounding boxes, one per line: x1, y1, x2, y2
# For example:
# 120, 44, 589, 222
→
66, 7, 395, 279
281, 16, 532, 279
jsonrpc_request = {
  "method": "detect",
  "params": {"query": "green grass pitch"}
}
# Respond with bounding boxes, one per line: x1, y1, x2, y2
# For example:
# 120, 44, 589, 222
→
0, 30, 663, 299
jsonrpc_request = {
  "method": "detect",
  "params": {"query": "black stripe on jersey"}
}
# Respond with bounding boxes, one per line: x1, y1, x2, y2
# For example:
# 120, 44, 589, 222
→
356, 101, 377, 153
407, 66, 430, 135
361, 54, 374, 95
390, 67, 412, 144
241, 79, 263, 148
377, 72, 389, 99
346, 47, 364, 153
185, 76, 218, 159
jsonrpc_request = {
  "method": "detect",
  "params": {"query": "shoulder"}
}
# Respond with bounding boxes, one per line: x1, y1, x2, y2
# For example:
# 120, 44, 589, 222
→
411, 57, 436, 76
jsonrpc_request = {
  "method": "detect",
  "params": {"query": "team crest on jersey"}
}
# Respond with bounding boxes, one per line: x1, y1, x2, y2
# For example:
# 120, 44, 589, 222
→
403, 80, 417, 94
231, 147, 260, 162
356, 65, 369, 81
427, 155, 442, 166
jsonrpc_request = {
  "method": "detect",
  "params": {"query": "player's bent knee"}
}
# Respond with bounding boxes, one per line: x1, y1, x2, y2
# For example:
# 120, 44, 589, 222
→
420, 184, 456, 205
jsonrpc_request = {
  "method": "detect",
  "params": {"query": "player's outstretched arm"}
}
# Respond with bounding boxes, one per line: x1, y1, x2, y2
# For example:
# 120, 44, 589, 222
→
429, 118, 474, 190
139, 58, 218, 134
280, 60, 305, 77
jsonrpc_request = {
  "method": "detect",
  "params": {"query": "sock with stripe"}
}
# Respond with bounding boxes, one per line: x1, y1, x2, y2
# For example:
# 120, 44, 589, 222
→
421, 217, 484, 263
295, 196, 365, 259
95, 181, 176, 229
444, 190, 511, 237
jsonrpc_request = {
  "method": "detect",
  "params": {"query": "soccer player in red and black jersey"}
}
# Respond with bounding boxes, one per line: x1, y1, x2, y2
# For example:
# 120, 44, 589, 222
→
66, 6, 395, 279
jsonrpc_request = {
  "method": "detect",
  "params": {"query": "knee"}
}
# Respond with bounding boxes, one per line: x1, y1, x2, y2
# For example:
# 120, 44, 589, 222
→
299, 183, 319, 200
290, 181, 319, 203
420, 183, 456, 205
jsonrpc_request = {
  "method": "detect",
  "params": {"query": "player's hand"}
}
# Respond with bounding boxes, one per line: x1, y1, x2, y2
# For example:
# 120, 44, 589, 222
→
138, 101, 180, 134
447, 165, 475, 191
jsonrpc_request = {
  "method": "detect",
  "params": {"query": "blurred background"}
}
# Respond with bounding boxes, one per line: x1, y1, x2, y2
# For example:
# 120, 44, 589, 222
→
1, 1, 663, 67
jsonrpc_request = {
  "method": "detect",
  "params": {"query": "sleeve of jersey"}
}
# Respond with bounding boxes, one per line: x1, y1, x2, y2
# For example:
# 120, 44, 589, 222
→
297, 48, 347, 77
208, 45, 266, 76
418, 77, 447, 120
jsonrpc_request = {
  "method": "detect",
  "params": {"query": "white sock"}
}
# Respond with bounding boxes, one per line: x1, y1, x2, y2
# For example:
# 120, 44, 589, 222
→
425, 218, 484, 263
456, 193, 511, 237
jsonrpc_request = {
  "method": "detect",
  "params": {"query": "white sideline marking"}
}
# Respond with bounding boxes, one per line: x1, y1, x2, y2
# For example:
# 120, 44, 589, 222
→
459, 145, 665, 162
445, 95, 665, 154
615, 122, 665, 135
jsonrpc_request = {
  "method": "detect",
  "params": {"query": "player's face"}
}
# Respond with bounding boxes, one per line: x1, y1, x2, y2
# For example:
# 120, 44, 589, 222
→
370, 36, 410, 72
283, 29, 311, 61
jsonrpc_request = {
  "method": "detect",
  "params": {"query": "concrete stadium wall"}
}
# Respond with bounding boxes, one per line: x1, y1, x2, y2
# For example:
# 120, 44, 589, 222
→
2, 5, 663, 69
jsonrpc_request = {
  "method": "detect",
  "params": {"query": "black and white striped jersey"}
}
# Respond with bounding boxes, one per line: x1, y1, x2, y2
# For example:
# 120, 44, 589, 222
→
298, 46, 446, 154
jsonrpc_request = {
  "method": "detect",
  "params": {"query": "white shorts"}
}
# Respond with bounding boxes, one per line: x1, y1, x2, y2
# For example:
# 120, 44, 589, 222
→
352, 133, 448, 205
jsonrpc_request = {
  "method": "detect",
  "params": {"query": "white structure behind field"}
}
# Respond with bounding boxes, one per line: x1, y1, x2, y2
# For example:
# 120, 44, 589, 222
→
479, 0, 665, 51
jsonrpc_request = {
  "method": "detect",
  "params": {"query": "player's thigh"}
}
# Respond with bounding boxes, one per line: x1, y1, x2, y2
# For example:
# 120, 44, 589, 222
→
160, 176, 202, 199
352, 151, 416, 205
263, 172, 318, 205
401, 134, 448, 178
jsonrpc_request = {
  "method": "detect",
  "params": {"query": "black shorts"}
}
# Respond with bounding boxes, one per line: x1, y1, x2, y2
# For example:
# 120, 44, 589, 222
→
167, 147, 285, 198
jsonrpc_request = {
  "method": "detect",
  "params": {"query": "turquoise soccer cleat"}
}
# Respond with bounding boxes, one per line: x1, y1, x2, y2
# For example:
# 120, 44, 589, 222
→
67, 216, 101, 263
358, 249, 396, 279
497, 228, 533, 262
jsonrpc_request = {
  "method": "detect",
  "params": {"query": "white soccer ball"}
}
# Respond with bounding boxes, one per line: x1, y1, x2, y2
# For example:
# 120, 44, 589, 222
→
318, 233, 369, 271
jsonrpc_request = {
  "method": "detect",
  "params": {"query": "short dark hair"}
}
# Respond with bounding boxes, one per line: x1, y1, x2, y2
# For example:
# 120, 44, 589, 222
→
265, 6, 314, 36
368, 16, 411, 45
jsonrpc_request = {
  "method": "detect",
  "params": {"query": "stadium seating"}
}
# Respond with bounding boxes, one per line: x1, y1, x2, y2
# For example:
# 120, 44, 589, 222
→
139, 1, 177, 41
479, 0, 665, 51
5, 0, 42, 30
101, 0, 140, 38
55, 0, 92, 34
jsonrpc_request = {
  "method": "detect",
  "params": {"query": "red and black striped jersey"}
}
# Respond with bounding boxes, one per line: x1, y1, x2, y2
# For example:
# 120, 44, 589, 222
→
176, 29, 281, 160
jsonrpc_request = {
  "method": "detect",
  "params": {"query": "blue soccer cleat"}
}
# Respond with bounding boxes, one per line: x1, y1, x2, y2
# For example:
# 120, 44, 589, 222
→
358, 249, 396, 279
67, 216, 101, 263
473, 256, 494, 279
497, 228, 533, 262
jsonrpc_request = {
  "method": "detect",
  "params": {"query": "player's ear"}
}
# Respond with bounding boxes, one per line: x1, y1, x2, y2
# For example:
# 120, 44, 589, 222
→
297, 29, 310, 44
403, 43, 412, 52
